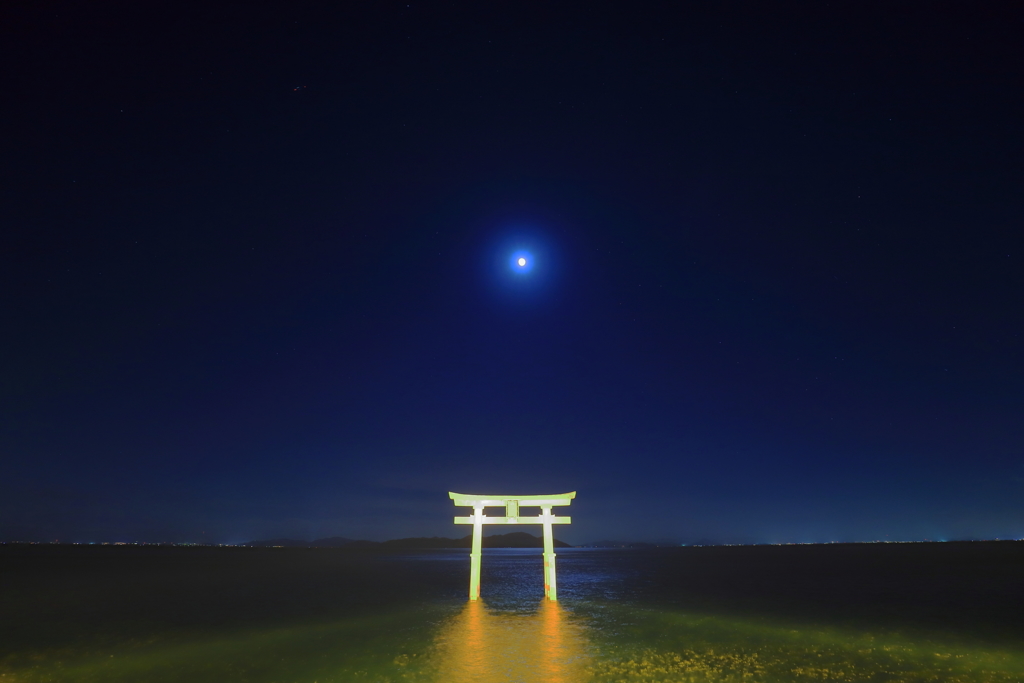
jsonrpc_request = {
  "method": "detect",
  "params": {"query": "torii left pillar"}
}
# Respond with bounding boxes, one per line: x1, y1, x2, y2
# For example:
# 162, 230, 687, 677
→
450, 491, 575, 600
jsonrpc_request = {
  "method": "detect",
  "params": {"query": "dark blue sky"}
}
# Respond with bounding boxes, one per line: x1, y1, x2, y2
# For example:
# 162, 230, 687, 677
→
2, 2, 1022, 544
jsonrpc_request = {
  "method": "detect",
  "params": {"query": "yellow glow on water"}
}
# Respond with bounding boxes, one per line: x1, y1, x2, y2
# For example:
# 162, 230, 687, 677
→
431, 600, 590, 683
7, 601, 1024, 682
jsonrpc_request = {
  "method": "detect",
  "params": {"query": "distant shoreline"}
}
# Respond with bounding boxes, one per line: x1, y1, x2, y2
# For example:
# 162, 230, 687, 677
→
243, 530, 572, 549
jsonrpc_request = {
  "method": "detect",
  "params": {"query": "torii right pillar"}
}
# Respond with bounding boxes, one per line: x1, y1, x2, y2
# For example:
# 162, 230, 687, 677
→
541, 504, 557, 599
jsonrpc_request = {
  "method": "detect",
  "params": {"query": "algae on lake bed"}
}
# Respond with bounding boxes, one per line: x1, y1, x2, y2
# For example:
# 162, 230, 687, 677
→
5, 599, 1021, 683
578, 603, 1024, 683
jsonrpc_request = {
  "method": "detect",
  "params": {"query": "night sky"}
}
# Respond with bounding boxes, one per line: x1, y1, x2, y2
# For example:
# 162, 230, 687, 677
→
2, 3, 1022, 545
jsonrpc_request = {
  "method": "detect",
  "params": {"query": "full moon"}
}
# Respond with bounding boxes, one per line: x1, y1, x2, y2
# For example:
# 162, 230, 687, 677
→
509, 249, 534, 274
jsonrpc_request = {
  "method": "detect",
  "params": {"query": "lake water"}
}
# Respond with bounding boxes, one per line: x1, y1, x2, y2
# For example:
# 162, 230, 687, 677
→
2, 543, 1023, 682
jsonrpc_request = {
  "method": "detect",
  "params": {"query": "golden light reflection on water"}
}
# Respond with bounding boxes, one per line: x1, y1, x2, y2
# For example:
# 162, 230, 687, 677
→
431, 600, 591, 683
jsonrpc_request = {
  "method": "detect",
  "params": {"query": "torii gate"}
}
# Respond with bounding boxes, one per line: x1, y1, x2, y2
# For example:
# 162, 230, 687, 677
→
449, 491, 575, 601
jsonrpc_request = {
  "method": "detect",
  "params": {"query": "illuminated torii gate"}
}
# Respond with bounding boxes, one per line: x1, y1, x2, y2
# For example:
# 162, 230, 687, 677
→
449, 491, 575, 601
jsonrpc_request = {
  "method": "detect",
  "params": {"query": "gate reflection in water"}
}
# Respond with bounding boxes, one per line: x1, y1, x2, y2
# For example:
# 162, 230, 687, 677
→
432, 599, 591, 683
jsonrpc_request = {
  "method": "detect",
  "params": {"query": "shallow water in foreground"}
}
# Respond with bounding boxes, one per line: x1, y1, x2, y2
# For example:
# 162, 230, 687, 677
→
2, 544, 1023, 681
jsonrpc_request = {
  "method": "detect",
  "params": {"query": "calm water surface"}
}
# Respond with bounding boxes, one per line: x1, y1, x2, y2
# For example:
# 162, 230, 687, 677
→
3, 544, 1023, 682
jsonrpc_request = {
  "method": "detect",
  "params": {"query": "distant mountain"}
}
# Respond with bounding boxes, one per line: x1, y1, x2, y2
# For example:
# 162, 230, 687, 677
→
242, 532, 569, 549
308, 536, 357, 547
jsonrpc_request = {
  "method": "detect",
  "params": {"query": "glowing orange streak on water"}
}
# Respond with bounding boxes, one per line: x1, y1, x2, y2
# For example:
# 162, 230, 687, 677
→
539, 598, 565, 683
461, 598, 488, 679
431, 599, 589, 682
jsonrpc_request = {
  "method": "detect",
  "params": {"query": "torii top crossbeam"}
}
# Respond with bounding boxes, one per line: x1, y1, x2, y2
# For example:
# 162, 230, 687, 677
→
449, 491, 575, 600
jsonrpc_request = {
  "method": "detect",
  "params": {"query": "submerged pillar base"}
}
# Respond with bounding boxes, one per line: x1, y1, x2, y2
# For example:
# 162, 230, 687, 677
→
543, 552, 557, 600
